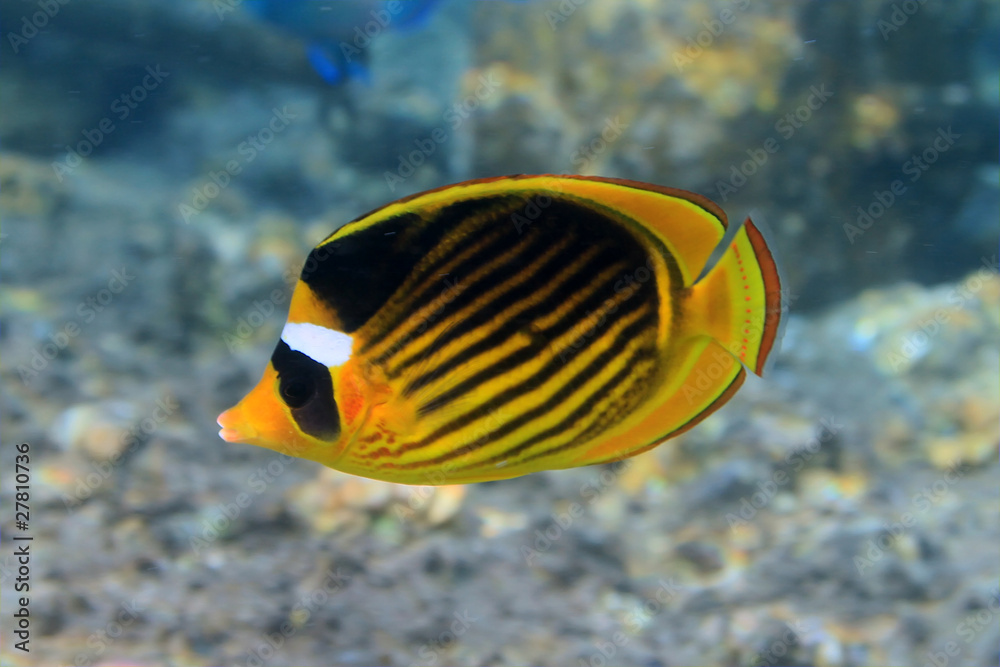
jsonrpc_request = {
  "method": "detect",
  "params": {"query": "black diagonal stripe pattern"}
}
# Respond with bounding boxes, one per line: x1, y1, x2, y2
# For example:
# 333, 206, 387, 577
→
386, 221, 531, 339
367, 224, 522, 369
302, 212, 428, 333
404, 256, 643, 417
335, 192, 665, 470
405, 321, 659, 471
404, 303, 652, 455
368, 197, 656, 378
363, 224, 508, 359
404, 197, 524, 290
515, 353, 659, 466
476, 346, 659, 470
361, 196, 528, 354
382, 226, 553, 367
392, 305, 657, 470
392, 237, 594, 383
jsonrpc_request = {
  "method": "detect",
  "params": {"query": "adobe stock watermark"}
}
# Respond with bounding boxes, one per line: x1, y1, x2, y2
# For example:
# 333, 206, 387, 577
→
570, 116, 628, 172
222, 256, 313, 352
223, 289, 290, 352
578, 578, 679, 667
51, 65, 170, 181
338, 1, 410, 64
217, 0, 405, 75
6, 0, 70, 54
61, 396, 179, 512
68, 598, 145, 667
920, 588, 1000, 667
405, 610, 478, 667
725, 415, 843, 529
679, 286, 795, 406
853, 461, 965, 575
881, 255, 997, 373
213, 0, 245, 19
371, 274, 464, 391
545, 0, 590, 31
241, 569, 351, 667
17, 267, 136, 385
843, 126, 959, 244
0, 554, 21, 587
749, 619, 816, 667
190, 451, 302, 553
877, 0, 930, 41
178, 105, 298, 223
680, 345, 743, 406
384, 72, 503, 191
552, 257, 655, 365
945, 255, 999, 310
396, 408, 507, 522
510, 181, 570, 235
714, 84, 833, 202
521, 455, 632, 565
672, 0, 751, 71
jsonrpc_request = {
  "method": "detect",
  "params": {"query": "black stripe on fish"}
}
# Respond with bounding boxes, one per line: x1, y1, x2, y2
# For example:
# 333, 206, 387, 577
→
407, 249, 650, 414
391, 231, 579, 378
302, 212, 431, 333
271, 340, 340, 441
405, 314, 659, 470
362, 196, 526, 350
386, 225, 553, 365
480, 341, 658, 469
365, 227, 507, 368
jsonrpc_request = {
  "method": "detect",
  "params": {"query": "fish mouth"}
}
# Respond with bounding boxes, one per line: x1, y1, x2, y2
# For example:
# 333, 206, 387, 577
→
217, 426, 244, 443
217, 408, 257, 444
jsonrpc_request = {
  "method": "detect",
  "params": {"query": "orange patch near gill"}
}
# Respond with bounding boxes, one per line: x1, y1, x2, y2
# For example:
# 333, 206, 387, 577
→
336, 361, 367, 429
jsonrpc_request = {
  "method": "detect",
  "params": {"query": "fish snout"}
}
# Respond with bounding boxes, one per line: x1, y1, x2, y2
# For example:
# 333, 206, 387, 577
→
217, 406, 258, 443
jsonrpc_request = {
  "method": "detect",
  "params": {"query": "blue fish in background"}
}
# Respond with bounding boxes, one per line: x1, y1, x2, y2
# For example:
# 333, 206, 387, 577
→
242, 0, 450, 84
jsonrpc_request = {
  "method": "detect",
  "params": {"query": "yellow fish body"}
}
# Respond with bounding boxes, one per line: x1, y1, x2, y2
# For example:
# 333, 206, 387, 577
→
218, 175, 783, 484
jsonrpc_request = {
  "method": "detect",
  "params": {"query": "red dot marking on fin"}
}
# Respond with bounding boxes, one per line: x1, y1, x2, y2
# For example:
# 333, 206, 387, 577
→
733, 244, 753, 361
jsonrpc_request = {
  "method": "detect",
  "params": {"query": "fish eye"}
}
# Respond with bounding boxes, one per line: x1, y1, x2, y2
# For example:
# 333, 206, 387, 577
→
279, 374, 316, 409
269, 333, 342, 441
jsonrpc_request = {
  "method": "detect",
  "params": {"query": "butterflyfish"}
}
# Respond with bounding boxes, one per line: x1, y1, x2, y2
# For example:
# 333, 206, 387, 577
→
218, 175, 783, 485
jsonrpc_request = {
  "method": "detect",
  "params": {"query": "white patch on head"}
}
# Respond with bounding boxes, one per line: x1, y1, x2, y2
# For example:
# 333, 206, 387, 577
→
280, 322, 353, 367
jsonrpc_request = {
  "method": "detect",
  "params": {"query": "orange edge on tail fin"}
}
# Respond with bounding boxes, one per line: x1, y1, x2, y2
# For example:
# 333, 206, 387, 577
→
741, 217, 783, 375
675, 215, 782, 377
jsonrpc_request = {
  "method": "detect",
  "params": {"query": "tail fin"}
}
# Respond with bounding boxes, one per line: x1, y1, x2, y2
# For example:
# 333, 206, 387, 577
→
681, 216, 784, 376
565, 215, 783, 466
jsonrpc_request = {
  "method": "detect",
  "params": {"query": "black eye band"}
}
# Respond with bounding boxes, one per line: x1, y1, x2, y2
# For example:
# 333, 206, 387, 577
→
271, 340, 341, 441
